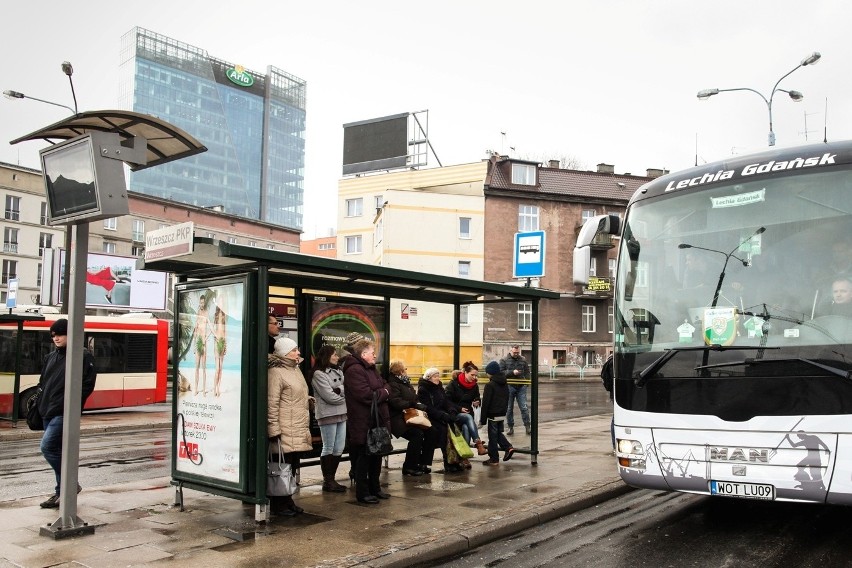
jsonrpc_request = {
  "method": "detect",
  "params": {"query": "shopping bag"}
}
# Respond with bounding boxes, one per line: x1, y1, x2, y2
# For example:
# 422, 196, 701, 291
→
448, 423, 474, 459
267, 441, 297, 496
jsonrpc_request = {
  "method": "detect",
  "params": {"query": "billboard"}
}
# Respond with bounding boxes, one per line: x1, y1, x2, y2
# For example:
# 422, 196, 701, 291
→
46, 250, 168, 310
308, 295, 387, 369
342, 113, 408, 175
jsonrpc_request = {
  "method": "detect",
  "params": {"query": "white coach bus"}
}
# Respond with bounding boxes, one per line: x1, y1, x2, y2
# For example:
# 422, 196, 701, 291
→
574, 141, 852, 504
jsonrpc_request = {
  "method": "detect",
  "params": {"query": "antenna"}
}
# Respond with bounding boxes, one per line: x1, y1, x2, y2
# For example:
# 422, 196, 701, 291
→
824, 97, 828, 143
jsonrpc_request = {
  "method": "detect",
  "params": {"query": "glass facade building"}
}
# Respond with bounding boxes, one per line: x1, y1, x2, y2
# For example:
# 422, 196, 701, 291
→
119, 27, 306, 229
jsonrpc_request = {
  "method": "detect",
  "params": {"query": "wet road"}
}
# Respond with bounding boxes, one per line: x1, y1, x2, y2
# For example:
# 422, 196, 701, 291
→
0, 380, 607, 501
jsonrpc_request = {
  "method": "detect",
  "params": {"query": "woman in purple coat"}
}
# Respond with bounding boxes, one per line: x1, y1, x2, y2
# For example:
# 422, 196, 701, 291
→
343, 338, 391, 504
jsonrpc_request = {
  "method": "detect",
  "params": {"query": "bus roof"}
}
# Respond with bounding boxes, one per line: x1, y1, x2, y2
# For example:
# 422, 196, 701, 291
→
632, 140, 852, 203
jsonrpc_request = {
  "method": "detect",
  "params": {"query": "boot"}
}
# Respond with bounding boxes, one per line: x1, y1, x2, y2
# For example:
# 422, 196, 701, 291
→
324, 455, 346, 492
474, 439, 487, 456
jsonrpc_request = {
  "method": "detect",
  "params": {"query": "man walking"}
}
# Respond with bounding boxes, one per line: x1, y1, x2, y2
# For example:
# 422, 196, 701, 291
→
500, 344, 530, 436
38, 318, 97, 508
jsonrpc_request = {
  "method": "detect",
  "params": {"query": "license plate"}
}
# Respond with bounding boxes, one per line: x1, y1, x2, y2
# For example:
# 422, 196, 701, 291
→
710, 480, 775, 500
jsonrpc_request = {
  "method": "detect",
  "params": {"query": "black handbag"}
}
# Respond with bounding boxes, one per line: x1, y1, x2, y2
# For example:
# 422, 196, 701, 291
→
366, 391, 393, 456
26, 388, 44, 431
267, 440, 297, 496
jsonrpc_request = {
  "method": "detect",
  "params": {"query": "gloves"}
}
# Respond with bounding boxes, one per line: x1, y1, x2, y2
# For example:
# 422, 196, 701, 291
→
415, 403, 427, 411
268, 436, 278, 443
332, 387, 341, 395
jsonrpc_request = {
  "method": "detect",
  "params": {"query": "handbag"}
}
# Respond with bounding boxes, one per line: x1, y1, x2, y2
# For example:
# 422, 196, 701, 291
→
403, 407, 432, 430
25, 388, 43, 431
448, 423, 474, 459
267, 440, 296, 496
366, 392, 394, 456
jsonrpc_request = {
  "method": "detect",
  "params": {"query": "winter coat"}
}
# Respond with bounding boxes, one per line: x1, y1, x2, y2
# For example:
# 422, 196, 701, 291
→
480, 370, 510, 425
386, 374, 419, 438
444, 376, 481, 410
417, 378, 459, 426
267, 354, 313, 454
500, 353, 530, 385
311, 366, 347, 423
342, 353, 390, 446
38, 347, 97, 421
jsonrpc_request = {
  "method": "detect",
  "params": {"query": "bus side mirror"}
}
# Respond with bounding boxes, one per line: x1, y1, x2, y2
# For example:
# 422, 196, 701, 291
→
573, 214, 621, 285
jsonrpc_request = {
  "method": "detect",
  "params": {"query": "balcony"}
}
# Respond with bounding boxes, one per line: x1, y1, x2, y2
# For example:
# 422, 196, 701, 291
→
3, 243, 18, 254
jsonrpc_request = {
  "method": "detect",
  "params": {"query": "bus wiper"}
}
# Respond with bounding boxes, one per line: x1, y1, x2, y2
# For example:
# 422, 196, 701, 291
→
693, 357, 850, 379
634, 345, 775, 387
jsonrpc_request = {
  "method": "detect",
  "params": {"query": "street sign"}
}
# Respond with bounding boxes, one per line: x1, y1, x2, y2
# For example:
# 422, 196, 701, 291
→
6, 278, 18, 309
144, 222, 194, 262
513, 231, 545, 279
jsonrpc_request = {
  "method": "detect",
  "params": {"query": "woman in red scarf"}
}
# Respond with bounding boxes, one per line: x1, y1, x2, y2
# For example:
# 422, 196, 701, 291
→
445, 361, 487, 460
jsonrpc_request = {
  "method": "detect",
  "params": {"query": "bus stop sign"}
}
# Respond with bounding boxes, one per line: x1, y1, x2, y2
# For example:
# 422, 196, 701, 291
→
513, 231, 545, 279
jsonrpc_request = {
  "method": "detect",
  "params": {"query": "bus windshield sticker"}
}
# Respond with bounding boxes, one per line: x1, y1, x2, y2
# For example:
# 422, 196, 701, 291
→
710, 188, 766, 209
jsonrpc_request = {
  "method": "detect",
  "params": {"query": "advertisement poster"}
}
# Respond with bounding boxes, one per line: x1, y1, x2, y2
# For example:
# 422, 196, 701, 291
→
174, 281, 245, 485
309, 297, 386, 367
57, 250, 167, 310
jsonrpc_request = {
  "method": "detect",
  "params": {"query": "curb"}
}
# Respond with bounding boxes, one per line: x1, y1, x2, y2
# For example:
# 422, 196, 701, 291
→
0, 421, 172, 442
349, 478, 633, 568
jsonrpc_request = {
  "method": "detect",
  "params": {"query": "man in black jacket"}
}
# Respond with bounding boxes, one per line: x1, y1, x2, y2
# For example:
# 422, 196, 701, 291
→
38, 318, 97, 509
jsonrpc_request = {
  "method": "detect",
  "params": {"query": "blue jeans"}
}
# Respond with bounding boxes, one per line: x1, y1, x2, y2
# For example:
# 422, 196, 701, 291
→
318, 421, 347, 456
506, 384, 530, 429
41, 415, 64, 495
455, 412, 479, 445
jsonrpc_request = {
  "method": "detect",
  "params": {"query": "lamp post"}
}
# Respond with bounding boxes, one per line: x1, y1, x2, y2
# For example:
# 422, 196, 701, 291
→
4, 62, 80, 314
697, 51, 821, 146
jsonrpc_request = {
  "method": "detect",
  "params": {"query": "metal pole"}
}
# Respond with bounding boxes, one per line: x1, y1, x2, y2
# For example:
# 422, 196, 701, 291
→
41, 222, 93, 539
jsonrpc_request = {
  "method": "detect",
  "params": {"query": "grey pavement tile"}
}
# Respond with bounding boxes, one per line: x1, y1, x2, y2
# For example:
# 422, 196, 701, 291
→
68, 543, 173, 568
82, 528, 173, 552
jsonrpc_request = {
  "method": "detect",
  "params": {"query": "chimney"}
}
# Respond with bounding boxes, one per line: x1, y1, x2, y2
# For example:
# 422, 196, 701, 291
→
646, 168, 669, 178
596, 163, 615, 174
548, 159, 560, 168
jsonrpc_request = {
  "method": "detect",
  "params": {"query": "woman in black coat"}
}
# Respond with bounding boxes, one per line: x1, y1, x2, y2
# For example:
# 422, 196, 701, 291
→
343, 339, 391, 504
417, 367, 464, 473
386, 360, 435, 476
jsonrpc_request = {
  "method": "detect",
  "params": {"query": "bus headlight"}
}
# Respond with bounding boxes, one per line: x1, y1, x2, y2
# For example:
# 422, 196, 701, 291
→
617, 439, 643, 455
616, 438, 646, 470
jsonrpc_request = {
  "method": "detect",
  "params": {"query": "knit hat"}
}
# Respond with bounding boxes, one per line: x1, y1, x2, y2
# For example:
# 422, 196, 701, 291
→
485, 361, 501, 376
50, 318, 68, 336
274, 337, 298, 358
344, 331, 365, 346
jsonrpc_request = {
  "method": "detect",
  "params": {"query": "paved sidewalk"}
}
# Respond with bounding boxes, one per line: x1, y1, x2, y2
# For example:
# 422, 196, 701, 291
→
0, 411, 627, 568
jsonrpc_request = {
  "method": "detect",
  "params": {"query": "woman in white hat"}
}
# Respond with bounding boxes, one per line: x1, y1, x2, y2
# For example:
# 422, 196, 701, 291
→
268, 337, 313, 517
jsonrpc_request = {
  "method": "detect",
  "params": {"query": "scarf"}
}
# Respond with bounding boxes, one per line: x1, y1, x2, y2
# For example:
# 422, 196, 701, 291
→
394, 373, 411, 385
458, 373, 477, 389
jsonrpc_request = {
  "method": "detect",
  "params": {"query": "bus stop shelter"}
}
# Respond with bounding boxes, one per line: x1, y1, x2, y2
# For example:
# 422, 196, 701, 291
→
139, 238, 559, 516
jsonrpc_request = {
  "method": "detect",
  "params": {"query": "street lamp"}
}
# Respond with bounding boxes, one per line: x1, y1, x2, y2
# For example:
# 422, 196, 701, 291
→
3, 89, 76, 115
697, 51, 821, 146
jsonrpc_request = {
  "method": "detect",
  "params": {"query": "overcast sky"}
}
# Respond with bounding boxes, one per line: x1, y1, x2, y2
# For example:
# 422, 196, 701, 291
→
2, 1, 850, 239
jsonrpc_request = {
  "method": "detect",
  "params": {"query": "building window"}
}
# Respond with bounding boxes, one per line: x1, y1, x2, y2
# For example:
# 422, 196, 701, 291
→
608, 305, 614, 334
104, 217, 117, 230
459, 304, 470, 326
37, 263, 42, 287
459, 217, 471, 239
458, 261, 471, 278
589, 257, 597, 277
132, 245, 144, 257
318, 242, 335, 250
132, 220, 145, 242
518, 205, 539, 231
609, 258, 617, 279
40, 202, 48, 225
581, 209, 597, 223
39, 232, 53, 257
345, 235, 362, 254
228, 236, 238, 244
249, 241, 257, 247
1, 259, 16, 284
511, 163, 536, 185
518, 302, 532, 331
103, 241, 116, 254
374, 194, 384, 211
267, 244, 275, 250
583, 350, 597, 366
3, 227, 18, 253
345, 198, 363, 218
206, 232, 215, 239
582, 305, 596, 332
374, 218, 383, 246
5, 196, 20, 221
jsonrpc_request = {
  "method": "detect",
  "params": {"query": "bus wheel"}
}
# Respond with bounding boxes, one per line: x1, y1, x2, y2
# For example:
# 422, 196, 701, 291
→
19, 388, 38, 417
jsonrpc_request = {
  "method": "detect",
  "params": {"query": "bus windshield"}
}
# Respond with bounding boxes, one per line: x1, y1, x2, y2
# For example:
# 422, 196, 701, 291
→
615, 165, 852, 419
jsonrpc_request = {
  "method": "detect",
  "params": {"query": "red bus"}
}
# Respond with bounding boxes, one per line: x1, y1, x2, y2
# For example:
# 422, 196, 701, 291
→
0, 315, 168, 417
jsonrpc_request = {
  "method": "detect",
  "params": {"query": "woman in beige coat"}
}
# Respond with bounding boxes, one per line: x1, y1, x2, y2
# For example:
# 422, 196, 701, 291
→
268, 337, 313, 517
